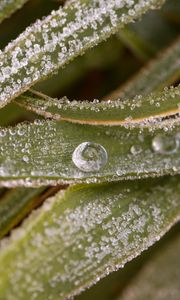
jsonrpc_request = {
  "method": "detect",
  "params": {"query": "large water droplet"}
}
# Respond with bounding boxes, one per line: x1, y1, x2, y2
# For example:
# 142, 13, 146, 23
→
152, 134, 179, 155
72, 142, 108, 172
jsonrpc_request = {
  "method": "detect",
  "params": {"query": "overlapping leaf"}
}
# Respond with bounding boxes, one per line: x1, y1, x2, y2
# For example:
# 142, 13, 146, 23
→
16, 85, 180, 126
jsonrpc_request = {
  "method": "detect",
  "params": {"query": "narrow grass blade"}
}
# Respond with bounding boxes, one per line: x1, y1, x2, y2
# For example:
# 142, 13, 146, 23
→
118, 232, 180, 300
118, 27, 155, 61
0, 0, 29, 24
0, 176, 179, 300
0, 187, 47, 238
0, 119, 180, 186
16, 85, 180, 126
0, 0, 165, 108
107, 37, 180, 100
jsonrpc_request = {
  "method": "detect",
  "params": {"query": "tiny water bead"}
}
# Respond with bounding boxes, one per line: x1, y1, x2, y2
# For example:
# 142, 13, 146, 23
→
152, 134, 179, 155
72, 142, 108, 172
130, 145, 142, 155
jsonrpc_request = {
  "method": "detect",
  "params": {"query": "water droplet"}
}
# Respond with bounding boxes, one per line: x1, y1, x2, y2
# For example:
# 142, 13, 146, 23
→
72, 142, 108, 172
22, 155, 29, 163
152, 134, 179, 155
130, 145, 142, 155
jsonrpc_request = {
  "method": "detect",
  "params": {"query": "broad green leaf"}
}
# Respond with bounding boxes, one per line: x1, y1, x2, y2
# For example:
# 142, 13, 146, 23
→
16, 85, 180, 126
0, 0, 29, 24
0, 187, 46, 238
0, 0, 165, 108
107, 37, 180, 100
0, 176, 179, 300
118, 231, 180, 300
0, 119, 180, 186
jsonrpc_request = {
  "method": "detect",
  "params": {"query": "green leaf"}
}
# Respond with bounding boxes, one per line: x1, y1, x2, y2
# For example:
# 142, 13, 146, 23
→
118, 230, 180, 300
0, 0, 165, 108
0, 0, 29, 24
0, 118, 180, 186
0, 187, 46, 238
0, 176, 179, 300
16, 85, 180, 126
107, 37, 180, 100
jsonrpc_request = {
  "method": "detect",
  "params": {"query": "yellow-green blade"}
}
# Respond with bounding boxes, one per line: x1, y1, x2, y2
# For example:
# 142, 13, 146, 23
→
16, 85, 180, 126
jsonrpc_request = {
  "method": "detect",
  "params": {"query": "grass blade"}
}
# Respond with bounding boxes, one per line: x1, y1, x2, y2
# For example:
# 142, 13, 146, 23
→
0, 0, 165, 108
0, 119, 180, 186
0, 176, 179, 300
16, 85, 180, 126
0, 187, 47, 238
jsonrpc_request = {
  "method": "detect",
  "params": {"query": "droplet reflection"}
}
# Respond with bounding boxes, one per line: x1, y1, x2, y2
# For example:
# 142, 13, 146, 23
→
72, 142, 108, 172
152, 134, 179, 155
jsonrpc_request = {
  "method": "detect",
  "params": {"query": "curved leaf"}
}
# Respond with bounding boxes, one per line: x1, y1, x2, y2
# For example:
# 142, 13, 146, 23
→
0, 120, 180, 186
0, 0, 165, 107
16, 85, 180, 126
0, 176, 179, 300
0, 0, 29, 24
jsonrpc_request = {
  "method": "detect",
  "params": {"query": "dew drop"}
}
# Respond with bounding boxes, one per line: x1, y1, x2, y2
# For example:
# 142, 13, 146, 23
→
72, 142, 108, 172
152, 134, 179, 155
130, 145, 142, 155
22, 155, 29, 163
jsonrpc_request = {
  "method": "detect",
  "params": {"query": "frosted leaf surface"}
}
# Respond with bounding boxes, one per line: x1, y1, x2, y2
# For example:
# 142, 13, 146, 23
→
0, 176, 179, 300
17, 85, 180, 128
0, 120, 180, 186
0, 0, 165, 107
